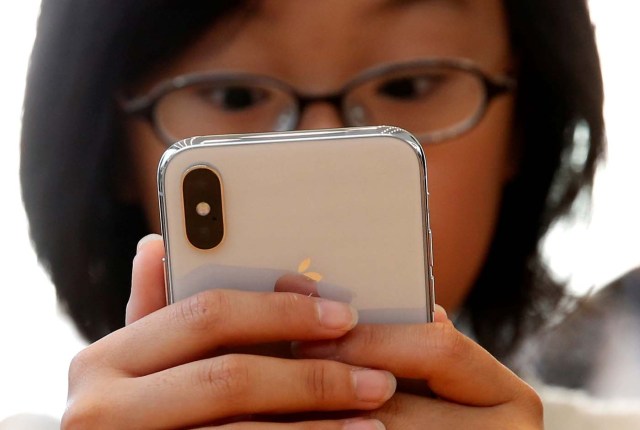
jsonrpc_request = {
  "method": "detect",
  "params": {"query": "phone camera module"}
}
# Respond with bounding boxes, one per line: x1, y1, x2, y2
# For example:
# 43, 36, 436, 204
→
183, 167, 224, 250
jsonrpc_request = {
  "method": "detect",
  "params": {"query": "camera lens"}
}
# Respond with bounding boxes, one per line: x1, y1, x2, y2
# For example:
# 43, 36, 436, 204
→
196, 202, 211, 217
183, 166, 224, 249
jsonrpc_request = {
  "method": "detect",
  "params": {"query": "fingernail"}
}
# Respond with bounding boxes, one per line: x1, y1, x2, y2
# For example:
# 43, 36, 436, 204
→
137, 233, 162, 252
316, 300, 358, 330
352, 369, 396, 403
343, 418, 386, 430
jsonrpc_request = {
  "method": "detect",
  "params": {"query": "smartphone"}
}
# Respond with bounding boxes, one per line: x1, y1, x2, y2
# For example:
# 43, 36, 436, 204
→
158, 126, 435, 323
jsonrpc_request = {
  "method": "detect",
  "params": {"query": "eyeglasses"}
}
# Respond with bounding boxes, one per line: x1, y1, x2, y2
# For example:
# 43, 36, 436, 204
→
121, 58, 516, 146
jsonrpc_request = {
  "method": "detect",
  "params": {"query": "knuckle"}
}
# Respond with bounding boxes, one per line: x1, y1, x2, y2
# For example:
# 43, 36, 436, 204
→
304, 360, 333, 402
197, 354, 251, 400
427, 322, 469, 362
356, 324, 387, 350
269, 292, 304, 323
68, 346, 97, 383
61, 396, 105, 430
64, 348, 122, 429
174, 289, 229, 333
518, 384, 544, 419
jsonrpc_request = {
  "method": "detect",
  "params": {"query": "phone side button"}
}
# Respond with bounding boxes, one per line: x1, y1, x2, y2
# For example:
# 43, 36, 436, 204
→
428, 274, 436, 321
427, 228, 434, 268
162, 256, 172, 305
430, 273, 436, 302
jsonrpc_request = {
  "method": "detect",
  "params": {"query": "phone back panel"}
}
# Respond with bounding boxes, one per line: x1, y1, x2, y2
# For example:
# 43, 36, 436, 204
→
158, 127, 434, 323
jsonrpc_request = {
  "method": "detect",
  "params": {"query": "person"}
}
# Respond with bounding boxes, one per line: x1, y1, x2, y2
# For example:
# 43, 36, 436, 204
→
18, 0, 619, 428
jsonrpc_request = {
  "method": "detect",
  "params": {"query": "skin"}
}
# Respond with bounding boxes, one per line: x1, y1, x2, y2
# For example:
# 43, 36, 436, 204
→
63, 0, 542, 428
126, 0, 516, 311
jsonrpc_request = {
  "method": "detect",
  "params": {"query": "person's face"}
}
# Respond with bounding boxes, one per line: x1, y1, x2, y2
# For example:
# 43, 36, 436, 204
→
125, 0, 515, 313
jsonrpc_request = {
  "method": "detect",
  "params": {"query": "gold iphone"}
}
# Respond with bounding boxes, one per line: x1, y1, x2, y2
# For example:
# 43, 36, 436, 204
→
158, 126, 435, 323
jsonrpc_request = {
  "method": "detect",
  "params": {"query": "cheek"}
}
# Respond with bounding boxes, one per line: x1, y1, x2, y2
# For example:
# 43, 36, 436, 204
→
425, 98, 515, 311
126, 121, 167, 233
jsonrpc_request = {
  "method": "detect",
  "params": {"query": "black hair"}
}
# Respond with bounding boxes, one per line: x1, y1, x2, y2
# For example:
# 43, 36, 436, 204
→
466, 0, 604, 358
21, 0, 603, 359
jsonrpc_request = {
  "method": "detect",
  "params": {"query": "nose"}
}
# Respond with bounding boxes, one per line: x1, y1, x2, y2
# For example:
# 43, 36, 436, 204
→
296, 102, 345, 130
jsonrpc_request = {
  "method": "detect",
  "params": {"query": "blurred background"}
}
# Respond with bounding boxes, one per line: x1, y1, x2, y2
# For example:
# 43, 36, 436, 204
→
1, 0, 639, 422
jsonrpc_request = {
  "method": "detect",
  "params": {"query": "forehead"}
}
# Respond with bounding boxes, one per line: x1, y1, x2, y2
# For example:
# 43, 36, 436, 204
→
250, 0, 507, 44
255, 0, 471, 16
153, 0, 511, 87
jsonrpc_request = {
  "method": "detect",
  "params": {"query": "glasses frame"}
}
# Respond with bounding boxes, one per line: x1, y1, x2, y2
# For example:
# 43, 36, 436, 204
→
120, 57, 516, 146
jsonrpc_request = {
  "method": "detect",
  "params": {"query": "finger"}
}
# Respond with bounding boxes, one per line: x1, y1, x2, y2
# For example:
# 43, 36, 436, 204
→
370, 392, 473, 429
118, 355, 394, 429
126, 234, 166, 325
369, 392, 542, 429
274, 273, 320, 296
96, 288, 358, 375
213, 418, 386, 429
295, 323, 527, 406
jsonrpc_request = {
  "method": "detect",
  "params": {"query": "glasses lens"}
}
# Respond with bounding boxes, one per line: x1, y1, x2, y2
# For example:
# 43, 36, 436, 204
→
345, 64, 486, 141
155, 77, 297, 141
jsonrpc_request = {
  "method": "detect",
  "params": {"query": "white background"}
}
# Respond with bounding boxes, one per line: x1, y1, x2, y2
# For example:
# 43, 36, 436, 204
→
1, 0, 639, 421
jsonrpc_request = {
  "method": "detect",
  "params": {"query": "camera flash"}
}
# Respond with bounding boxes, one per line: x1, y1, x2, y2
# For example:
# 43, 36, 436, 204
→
196, 202, 211, 217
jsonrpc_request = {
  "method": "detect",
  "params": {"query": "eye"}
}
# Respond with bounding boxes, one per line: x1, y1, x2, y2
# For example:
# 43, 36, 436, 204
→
376, 74, 444, 100
199, 85, 269, 111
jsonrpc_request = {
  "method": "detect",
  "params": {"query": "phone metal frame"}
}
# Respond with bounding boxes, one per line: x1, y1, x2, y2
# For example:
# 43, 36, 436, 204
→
157, 126, 435, 322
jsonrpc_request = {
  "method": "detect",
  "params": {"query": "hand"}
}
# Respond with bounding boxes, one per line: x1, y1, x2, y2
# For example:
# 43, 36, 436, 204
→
62, 235, 393, 429
296, 310, 543, 429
